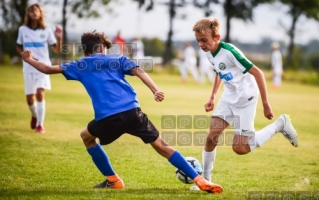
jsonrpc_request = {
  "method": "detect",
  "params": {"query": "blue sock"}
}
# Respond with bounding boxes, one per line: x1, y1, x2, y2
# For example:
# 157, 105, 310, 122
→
168, 151, 198, 179
87, 144, 115, 176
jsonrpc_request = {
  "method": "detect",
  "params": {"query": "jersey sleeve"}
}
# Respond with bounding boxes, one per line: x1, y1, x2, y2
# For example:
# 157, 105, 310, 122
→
228, 45, 253, 74
16, 27, 23, 45
60, 61, 79, 80
47, 28, 57, 45
119, 56, 138, 75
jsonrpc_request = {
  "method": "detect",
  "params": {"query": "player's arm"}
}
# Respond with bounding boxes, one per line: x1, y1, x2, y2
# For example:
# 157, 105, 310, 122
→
130, 67, 164, 102
51, 26, 62, 54
248, 66, 273, 119
20, 50, 62, 74
210, 73, 222, 101
16, 45, 23, 54
204, 72, 222, 112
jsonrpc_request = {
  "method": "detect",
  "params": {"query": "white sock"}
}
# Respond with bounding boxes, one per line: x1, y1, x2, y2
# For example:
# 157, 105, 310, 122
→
36, 101, 45, 127
249, 118, 284, 151
28, 104, 37, 117
202, 148, 216, 182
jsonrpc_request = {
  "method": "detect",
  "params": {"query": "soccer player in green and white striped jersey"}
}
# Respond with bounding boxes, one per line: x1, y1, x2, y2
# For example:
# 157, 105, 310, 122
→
192, 18, 298, 185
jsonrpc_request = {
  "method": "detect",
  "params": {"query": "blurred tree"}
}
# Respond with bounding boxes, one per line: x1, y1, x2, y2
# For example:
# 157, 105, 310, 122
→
193, 0, 219, 17
277, 0, 319, 68
142, 37, 165, 57
0, 0, 28, 31
223, 0, 273, 43
0, 0, 113, 59
194, 0, 273, 43
134, 0, 190, 65
61, 0, 112, 59
0, 0, 29, 57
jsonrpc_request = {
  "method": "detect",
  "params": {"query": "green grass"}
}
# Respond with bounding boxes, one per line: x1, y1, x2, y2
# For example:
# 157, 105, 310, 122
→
0, 65, 318, 199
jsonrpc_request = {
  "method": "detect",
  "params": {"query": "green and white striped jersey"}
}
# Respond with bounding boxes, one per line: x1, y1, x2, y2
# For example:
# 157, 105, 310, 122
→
206, 42, 259, 107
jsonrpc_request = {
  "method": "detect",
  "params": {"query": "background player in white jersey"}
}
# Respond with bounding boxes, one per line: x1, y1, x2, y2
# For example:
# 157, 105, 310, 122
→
198, 48, 215, 84
191, 18, 298, 186
179, 42, 199, 83
16, 4, 62, 133
132, 36, 145, 60
271, 42, 283, 88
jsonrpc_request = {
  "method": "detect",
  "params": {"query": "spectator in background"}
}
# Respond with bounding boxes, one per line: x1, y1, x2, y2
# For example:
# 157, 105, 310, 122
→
198, 48, 215, 84
132, 36, 144, 60
271, 42, 283, 88
112, 31, 126, 55
179, 42, 199, 83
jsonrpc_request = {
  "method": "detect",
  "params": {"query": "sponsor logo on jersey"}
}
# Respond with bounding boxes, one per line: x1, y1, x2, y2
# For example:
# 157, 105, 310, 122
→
219, 62, 226, 70
40, 34, 45, 38
218, 72, 233, 81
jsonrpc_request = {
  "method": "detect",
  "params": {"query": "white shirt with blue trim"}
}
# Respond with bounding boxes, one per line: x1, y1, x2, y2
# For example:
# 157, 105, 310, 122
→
17, 25, 56, 73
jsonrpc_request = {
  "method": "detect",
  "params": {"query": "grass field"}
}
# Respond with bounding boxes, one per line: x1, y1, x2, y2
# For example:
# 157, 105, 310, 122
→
0, 65, 318, 200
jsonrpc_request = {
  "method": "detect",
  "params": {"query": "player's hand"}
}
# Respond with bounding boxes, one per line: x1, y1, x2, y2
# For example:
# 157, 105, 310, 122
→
263, 103, 274, 120
55, 25, 63, 39
20, 50, 36, 61
154, 91, 164, 102
204, 99, 215, 112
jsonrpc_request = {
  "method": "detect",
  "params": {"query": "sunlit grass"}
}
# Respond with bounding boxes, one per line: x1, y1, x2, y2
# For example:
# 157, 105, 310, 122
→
0, 65, 318, 199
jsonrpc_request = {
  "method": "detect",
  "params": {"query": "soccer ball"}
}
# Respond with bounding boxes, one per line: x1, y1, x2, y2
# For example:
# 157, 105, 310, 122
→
175, 157, 203, 184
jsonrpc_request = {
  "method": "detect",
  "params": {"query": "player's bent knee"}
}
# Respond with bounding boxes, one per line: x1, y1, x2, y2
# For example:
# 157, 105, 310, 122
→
80, 129, 90, 141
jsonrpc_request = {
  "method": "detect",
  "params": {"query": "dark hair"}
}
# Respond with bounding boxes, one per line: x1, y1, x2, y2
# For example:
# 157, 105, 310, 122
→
81, 30, 112, 55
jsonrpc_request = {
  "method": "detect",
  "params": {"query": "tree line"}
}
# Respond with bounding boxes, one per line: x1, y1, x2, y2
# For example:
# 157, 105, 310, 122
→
0, 0, 318, 68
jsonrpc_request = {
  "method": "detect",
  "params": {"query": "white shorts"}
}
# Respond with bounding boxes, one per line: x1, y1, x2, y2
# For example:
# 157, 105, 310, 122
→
23, 73, 51, 95
212, 99, 257, 135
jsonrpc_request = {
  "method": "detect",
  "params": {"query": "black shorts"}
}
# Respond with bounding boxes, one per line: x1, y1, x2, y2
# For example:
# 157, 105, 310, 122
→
87, 107, 159, 145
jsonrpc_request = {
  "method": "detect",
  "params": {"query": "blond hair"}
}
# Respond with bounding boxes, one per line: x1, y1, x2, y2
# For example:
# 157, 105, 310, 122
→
193, 18, 220, 38
24, 4, 46, 29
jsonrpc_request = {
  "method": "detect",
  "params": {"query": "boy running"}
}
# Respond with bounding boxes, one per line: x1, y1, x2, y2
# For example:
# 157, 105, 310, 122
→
192, 18, 298, 185
20, 30, 223, 194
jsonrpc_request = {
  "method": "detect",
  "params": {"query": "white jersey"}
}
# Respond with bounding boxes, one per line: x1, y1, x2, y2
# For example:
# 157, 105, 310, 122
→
184, 46, 196, 65
132, 40, 145, 59
206, 42, 259, 107
17, 25, 56, 73
198, 48, 211, 67
271, 50, 283, 75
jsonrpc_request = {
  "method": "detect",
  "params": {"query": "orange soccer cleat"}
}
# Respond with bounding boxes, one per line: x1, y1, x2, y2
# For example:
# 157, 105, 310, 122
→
194, 176, 223, 194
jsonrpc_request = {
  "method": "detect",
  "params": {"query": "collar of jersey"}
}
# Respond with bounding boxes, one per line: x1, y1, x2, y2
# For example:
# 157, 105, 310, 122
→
90, 53, 105, 57
211, 42, 223, 57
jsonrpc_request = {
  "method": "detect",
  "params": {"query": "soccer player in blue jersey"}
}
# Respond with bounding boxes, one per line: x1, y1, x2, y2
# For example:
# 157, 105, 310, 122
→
191, 17, 298, 188
20, 30, 223, 193
16, 4, 62, 133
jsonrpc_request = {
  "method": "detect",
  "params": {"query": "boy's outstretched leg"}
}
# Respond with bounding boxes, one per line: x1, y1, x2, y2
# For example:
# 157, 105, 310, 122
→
80, 128, 124, 189
239, 114, 298, 153
150, 136, 223, 194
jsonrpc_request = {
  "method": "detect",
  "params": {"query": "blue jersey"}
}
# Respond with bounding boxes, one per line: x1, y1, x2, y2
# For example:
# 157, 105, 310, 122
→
60, 53, 140, 120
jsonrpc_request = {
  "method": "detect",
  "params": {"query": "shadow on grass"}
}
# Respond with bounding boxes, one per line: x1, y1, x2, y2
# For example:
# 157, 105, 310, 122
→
0, 188, 226, 199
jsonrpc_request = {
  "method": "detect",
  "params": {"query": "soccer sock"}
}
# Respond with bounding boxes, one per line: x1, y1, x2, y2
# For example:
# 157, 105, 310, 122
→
202, 148, 216, 182
168, 151, 198, 180
248, 118, 284, 151
36, 100, 45, 127
28, 104, 37, 117
87, 143, 116, 177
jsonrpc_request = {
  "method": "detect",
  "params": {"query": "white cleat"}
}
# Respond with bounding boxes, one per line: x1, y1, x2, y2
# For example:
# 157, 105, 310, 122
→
279, 114, 298, 147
